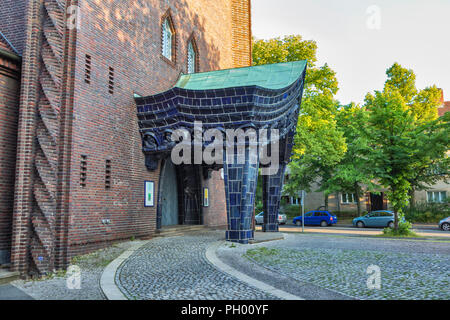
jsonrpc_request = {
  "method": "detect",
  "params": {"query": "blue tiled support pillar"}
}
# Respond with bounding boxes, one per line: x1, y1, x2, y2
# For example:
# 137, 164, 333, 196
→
223, 147, 259, 244
262, 164, 287, 232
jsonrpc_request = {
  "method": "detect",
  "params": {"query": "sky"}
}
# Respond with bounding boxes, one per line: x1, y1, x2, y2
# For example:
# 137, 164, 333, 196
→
251, 0, 450, 105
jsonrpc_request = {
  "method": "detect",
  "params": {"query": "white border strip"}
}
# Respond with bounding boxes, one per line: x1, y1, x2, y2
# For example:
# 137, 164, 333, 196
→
100, 240, 150, 300
205, 241, 304, 300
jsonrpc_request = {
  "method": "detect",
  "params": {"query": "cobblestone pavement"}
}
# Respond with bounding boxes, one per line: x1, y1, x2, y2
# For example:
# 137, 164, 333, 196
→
116, 231, 277, 300
12, 241, 136, 300
243, 233, 450, 300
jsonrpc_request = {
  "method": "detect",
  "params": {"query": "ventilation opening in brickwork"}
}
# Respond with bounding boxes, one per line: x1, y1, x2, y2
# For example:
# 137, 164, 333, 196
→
108, 67, 114, 94
85, 54, 91, 84
80, 155, 87, 188
105, 159, 111, 190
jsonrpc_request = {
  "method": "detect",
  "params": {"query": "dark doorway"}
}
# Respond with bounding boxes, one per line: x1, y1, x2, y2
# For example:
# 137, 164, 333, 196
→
159, 159, 179, 227
370, 193, 384, 211
176, 165, 203, 226
156, 160, 203, 230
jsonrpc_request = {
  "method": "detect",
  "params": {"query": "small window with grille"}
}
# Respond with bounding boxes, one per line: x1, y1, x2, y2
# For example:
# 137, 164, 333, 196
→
85, 54, 91, 84
105, 160, 111, 190
108, 67, 114, 94
80, 155, 87, 187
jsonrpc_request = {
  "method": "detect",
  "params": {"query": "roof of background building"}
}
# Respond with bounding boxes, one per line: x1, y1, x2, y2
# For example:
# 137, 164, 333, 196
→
175, 60, 307, 90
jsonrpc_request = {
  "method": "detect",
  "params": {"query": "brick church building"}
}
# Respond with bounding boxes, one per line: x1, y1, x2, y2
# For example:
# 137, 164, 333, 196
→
0, 0, 253, 275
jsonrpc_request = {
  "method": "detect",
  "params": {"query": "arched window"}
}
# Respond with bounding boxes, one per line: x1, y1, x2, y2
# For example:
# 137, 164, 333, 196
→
162, 15, 175, 61
187, 37, 198, 73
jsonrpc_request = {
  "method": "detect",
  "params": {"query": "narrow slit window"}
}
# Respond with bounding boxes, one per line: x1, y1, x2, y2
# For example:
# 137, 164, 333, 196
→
85, 54, 91, 84
108, 67, 114, 94
105, 160, 112, 190
80, 155, 87, 188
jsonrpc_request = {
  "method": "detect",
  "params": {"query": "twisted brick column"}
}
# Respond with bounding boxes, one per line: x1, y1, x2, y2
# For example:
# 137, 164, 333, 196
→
31, 0, 66, 274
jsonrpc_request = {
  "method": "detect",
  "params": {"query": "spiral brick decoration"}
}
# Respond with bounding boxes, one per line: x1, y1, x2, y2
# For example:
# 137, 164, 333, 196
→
31, 0, 66, 274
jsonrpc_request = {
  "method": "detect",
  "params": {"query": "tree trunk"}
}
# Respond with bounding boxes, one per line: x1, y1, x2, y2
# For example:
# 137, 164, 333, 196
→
355, 183, 361, 216
336, 192, 341, 212
409, 187, 416, 210
393, 187, 399, 230
324, 194, 329, 211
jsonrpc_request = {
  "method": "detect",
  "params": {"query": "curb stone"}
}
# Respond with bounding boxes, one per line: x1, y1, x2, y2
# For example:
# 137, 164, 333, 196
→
205, 241, 304, 300
100, 240, 150, 300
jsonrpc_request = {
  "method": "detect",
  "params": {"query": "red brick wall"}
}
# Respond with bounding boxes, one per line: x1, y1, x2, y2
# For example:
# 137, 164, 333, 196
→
202, 170, 227, 228
9, 0, 252, 272
65, 0, 250, 259
231, 0, 252, 67
0, 51, 21, 265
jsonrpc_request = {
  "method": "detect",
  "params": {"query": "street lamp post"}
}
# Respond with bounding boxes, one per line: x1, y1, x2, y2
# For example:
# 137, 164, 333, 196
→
301, 190, 305, 233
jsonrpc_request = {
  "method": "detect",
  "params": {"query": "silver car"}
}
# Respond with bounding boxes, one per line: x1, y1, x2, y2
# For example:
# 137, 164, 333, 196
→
255, 212, 287, 225
439, 217, 450, 231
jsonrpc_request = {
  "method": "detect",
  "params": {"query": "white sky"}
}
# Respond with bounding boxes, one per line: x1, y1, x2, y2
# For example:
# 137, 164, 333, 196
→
251, 0, 450, 105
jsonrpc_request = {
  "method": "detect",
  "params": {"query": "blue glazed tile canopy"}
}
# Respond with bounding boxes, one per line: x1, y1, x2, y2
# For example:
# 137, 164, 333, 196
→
135, 60, 307, 244
174, 60, 307, 91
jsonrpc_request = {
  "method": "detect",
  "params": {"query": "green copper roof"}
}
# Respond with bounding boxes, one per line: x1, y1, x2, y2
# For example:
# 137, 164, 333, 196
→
175, 60, 307, 91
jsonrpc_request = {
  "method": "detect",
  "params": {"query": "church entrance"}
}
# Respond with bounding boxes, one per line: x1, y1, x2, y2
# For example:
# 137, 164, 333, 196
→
159, 159, 179, 227
156, 160, 203, 229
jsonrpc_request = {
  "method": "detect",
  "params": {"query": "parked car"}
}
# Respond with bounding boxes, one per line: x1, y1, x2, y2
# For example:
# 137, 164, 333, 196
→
352, 210, 399, 228
439, 217, 450, 231
292, 210, 337, 227
255, 212, 287, 225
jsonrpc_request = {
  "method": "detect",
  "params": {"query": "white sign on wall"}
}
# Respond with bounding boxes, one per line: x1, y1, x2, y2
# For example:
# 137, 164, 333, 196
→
144, 181, 154, 207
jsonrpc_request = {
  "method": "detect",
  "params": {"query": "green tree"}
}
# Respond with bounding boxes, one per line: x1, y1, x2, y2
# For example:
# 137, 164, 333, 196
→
324, 104, 376, 215
253, 35, 338, 97
252, 35, 347, 209
364, 89, 417, 228
364, 85, 450, 229
381, 63, 448, 208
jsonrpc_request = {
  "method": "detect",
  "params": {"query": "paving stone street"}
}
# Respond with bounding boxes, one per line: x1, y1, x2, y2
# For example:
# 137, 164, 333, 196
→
116, 232, 277, 300
8, 230, 450, 300
231, 233, 450, 300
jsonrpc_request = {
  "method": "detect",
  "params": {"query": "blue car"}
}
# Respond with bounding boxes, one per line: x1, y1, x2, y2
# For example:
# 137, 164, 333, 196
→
353, 210, 398, 228
439, 217, 450, 231
293, 210, 337, 227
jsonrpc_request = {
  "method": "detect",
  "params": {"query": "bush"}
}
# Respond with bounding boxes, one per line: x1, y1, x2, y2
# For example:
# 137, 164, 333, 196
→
404, 200, 449, 223
281, 204, 302, 218
382, 220, 417, 237
255, 202, 263, 214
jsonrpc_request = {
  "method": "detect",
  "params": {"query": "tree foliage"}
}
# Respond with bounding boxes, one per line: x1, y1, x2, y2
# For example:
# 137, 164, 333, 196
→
253, 35, 346, 205
253, 37, 450, 229
364, 63, 450, 228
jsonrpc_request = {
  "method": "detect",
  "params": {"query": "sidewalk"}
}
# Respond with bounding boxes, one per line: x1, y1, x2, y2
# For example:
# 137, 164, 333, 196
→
0, 284, 33, 300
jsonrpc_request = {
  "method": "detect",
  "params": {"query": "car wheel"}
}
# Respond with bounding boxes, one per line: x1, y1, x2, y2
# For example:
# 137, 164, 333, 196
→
320, 221, 328, 227
441, 223, 450, 231
388, 221, 394, 229
356, 221, 365, 228
296, 220, 302, 227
